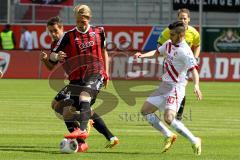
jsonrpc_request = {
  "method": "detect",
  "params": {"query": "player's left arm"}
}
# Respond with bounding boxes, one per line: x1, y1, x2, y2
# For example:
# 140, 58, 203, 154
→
184, 50, 202, 100
191, 68, 202, 100
102, 48, 109, 88
100, 27, 109, 88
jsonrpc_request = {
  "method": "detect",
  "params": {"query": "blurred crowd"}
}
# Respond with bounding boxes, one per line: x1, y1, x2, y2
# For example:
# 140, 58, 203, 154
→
0, 24, 33, 51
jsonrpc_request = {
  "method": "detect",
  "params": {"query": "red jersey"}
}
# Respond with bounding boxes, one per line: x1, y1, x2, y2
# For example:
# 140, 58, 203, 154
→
53, 25, 106, 81
50, 40, 58, 52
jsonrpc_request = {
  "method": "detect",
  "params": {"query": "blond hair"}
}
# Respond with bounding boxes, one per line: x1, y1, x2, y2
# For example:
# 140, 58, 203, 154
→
73, 4, 92, 17
177, 8, 190, 18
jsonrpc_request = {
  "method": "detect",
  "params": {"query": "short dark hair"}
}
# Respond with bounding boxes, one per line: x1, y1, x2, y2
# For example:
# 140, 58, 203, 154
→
47, 16, 63, 27
5, 24, 11, 29
168, 21, 185, 34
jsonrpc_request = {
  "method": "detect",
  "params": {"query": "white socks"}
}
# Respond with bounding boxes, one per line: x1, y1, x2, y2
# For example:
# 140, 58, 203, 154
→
144, 113, 173, 137
170, 119, 197, 143
144, 113, 198, 144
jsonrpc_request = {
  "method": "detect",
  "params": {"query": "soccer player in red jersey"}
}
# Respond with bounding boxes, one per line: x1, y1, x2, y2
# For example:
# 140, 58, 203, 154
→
40, 13, 118, 152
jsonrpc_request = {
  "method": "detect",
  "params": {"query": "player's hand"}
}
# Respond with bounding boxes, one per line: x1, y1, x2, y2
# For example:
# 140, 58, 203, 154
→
40, 50, 48, 61
194, 85, 202, 100
134, 52, 143, 59
49, 51, 66, 62
103, 79, 109, 89
58, 51, 67, 62
102, 72, 109, 89
103, 74, 109, 89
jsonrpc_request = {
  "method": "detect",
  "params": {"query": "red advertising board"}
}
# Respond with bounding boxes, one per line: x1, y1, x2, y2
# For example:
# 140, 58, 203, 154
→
0, 25, 72, 50
103, 26, 152, 51
0, 50, 51, 78
0, 25, 200, 51
0, 50, 240, 82
0, 25, 153, 51
19, 0, 74, 6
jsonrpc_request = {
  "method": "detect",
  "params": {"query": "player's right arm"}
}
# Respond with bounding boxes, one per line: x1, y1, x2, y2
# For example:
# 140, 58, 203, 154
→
42, 32, 69, 70
134, 41, 168, 58
40, 50, 56, 70
134, 50, 158, 58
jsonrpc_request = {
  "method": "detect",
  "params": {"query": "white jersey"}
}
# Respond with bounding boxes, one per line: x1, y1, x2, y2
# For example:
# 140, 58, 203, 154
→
20, 31, 33, 50
158, 40, 198, 85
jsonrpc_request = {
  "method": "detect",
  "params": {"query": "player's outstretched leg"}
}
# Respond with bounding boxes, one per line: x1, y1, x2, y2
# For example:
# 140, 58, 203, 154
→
170, 118, 201, 155
143, 112, 177, 153
176, 96, 186, 120
65, 121, 89, 152
64, 90, 93, 139
164, 109, 201, 155
91, 112, 119, 148
162, 134, 177, 153
63, 102, 90, 139
192, 137, 201, 155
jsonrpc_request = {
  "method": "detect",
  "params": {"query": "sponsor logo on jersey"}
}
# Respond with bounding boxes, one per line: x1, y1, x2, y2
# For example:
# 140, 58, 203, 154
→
75, 41, 95, 50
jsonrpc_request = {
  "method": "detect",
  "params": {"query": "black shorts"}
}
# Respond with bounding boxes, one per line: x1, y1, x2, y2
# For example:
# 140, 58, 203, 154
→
54, 74, 104, 109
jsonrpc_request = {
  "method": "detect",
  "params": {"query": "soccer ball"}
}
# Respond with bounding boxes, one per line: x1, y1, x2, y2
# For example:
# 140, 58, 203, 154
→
59, 138, 78, 153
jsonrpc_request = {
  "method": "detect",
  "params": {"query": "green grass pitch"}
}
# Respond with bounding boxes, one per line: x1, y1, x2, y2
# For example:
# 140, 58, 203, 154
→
0, 79, 239, 160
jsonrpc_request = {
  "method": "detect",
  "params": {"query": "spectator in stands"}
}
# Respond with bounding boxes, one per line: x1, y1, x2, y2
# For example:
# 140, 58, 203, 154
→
0, 24, 16, 50
20, 26, 33, 51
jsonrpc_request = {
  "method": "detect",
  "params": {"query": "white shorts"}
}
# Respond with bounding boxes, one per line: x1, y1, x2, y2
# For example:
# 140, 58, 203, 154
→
146, 82, 185, 112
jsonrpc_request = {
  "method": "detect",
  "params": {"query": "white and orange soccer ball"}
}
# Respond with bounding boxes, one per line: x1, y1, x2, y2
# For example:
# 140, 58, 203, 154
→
59, 138, 78, 153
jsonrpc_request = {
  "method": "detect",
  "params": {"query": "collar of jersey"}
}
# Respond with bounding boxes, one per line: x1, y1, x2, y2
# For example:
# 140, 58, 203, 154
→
75, 25, 90, 34
174, 39, 186, 47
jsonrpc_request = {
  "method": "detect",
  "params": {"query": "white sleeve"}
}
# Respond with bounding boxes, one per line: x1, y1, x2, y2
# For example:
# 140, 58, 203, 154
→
157, 41, 168, 56
180, 50, 198, 71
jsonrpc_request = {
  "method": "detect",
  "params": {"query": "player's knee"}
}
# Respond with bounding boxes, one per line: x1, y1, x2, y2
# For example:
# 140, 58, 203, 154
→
140, 101, 157, 115
79, 91, 91, 102
140, 108, 147, 115
164, 112, 175, 125
62, 106, 74, 120
140, 105, 148, 115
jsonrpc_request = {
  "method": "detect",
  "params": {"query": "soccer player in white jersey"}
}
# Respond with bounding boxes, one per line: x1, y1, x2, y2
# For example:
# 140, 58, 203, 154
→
134, 21, 202, 155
